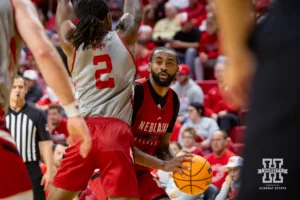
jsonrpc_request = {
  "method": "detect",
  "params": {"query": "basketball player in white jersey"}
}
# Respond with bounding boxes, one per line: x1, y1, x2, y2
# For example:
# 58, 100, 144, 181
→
47, 0, 142, 199
0, 0, 91, 199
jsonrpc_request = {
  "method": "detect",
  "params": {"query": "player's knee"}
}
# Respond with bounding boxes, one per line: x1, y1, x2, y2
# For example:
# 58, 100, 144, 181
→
107, 196, 138, 200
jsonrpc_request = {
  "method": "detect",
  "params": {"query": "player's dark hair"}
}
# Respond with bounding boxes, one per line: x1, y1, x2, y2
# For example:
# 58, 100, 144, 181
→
149, 47, 179, 64
189, 102, 205, 116
67, 0, 110, 50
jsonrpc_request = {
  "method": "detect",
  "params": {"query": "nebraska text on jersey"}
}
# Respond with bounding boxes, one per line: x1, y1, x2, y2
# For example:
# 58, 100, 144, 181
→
138, 121, 169, 133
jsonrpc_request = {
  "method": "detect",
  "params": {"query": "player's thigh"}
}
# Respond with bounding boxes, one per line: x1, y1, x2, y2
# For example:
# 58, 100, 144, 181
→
138, 172, 169, 200
52, 139, 97, 193
47, 187, 79, 200
97, 122, 139, 199
0, 190, 33, 200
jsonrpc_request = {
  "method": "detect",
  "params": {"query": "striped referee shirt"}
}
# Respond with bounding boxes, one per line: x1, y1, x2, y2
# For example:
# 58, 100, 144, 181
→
5, 103, 50, 162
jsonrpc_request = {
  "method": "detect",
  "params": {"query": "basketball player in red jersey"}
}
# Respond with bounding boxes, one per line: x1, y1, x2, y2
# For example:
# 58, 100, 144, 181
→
132, 47, 192, 200
0, 0, 91, 199
87, 47, 193, 200
48, 0, 142, 199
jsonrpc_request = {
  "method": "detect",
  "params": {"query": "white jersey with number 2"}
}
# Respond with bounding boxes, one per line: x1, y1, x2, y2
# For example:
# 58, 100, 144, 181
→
71, 31, 136, 124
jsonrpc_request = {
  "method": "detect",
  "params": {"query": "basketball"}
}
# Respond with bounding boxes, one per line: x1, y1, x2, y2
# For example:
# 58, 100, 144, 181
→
173, 155, 213, 195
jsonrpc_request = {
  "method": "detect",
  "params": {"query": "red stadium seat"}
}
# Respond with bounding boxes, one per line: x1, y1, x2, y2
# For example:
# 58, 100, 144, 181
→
229, 126, 246, 143
197, 80, 218, 95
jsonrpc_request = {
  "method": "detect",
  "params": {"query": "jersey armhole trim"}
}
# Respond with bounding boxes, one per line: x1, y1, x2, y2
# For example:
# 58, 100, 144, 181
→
116, 32, 137, 68
70, 48, 76, 74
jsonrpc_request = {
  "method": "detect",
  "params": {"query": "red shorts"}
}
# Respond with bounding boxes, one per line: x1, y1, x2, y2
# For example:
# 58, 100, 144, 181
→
87, 170, 168, 200
0, 110, 32, 198
53, 117, 139, 199
137, 171, 169, 200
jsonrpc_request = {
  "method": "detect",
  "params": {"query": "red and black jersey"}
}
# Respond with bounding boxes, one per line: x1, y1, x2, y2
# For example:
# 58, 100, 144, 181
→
132, 77, 179, 171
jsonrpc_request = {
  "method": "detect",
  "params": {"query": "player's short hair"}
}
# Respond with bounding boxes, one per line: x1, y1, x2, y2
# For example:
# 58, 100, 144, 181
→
67, 0, 110, 50
48, 104, 63, 114
149, 47, 179, 64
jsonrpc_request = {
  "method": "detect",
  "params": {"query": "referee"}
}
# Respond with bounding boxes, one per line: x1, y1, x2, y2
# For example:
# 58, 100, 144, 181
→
6, 76, 53, 200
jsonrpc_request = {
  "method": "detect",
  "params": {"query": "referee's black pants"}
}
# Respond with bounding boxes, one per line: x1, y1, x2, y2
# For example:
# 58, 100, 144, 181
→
25, 162, 45, 200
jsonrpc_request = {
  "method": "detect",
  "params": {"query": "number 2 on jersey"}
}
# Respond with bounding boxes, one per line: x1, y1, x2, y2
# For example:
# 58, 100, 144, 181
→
93, 54, 115, 89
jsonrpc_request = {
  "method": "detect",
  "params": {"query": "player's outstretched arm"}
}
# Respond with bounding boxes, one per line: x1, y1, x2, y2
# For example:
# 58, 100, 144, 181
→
117, 0, 143, 47
12, 0, 91, 158
215, 0, 256, 109
55, 0, 75, 57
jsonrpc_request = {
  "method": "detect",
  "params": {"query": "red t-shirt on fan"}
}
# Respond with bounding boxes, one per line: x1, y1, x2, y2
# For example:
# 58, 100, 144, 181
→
205, 149, 236, 189
50, 118, 69, 144
132, 78, 174, 171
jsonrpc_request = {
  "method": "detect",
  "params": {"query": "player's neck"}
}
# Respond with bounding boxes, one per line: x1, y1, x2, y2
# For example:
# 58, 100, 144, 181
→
150, 76, 169, 97
10, 99, 26, 112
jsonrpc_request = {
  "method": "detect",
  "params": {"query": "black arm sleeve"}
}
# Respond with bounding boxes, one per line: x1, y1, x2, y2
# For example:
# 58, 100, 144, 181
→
37, 111, 51, 141
131, 82, 144, 124
166, 90, 180, 133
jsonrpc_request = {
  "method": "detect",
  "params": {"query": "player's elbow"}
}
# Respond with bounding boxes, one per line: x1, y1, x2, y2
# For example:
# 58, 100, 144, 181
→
31, 44, 56, 61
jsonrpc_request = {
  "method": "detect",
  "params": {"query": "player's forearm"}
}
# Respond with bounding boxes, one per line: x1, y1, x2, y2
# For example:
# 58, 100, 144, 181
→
124, 0, 143, 21
134, 147, 165, 170
155, 146, 174, 161
40, 141, 54, 174
215, 0, 255, 57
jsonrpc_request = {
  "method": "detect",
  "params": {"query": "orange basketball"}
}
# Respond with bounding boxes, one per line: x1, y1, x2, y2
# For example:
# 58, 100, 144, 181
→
173, 155, 213, 195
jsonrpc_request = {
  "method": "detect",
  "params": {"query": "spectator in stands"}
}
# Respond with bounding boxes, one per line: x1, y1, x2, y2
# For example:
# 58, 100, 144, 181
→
135, 39, 151, 78
168, 16, 200, 76
47, 105, 70, 144
205, 130, 236, 190
194, 16, 219, 80
205, 57, 240, 134
179, 0, 207, 21
138, 26, 156, 50
181, 127, 204, 156
152, 2, 181, 45
23, 69, 43, 103
215, 156, 243, 200
178, 102, 219, 149
40, 143, 68, 198
170, 141, 182, 155
108, 0, 123, 31
171, 64, 204, 123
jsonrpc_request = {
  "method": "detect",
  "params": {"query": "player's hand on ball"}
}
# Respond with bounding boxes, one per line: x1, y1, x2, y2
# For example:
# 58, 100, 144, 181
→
162, 155, 194, 177
67, 116, 92, 158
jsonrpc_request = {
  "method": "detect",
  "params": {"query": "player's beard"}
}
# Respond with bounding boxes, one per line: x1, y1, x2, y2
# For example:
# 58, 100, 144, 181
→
151, 69, 176, 87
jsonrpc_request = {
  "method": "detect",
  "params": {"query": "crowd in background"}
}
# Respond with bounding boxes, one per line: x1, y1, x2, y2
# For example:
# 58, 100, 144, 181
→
11, 0, 271, 199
